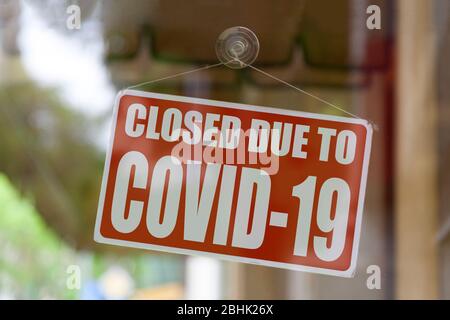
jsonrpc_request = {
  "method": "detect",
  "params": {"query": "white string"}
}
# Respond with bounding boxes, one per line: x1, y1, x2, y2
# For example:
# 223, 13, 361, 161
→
126, 58, 378, 130
127, 61, 225, 90
248, 65, 362, 119
237, 59, 378, 130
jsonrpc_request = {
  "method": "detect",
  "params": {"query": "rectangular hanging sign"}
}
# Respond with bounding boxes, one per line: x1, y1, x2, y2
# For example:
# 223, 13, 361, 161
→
94, 90, 372, 277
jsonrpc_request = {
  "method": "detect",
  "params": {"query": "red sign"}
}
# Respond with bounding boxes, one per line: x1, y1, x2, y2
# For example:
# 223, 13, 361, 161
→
94, 90, 372, 277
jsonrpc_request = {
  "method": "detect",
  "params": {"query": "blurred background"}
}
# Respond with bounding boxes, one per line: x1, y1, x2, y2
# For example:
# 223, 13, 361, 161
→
0, 0, 449, 299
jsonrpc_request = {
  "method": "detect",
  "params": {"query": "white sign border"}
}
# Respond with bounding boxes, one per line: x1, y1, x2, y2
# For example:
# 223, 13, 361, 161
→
94, 89, 373, 278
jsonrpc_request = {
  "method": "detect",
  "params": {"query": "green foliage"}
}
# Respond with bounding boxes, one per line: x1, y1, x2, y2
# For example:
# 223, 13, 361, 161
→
0, 82, 104, 247
0, 173, 77, 299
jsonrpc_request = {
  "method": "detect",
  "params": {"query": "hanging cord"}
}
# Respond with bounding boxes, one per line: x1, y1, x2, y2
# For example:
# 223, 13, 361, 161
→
249, 65, 363, 119
126, 58, 378, 130
127, 61, 226, 90
238, 58, 378, 130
